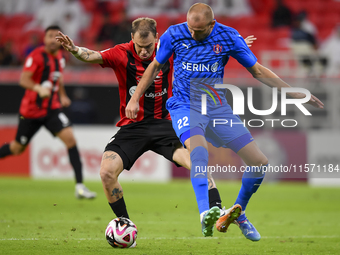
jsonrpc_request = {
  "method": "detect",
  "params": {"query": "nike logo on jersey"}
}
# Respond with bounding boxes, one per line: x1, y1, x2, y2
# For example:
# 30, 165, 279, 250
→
130, 62, 136, 66
182, 43, 191, 49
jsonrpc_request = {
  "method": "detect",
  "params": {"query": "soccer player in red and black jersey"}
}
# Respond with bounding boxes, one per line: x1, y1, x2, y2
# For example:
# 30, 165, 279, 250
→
0, 26, 96, 199
56, 18, 256, 233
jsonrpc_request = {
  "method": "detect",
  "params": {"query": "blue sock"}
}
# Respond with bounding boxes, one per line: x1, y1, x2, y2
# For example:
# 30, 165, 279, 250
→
190, 146, 210, 215
235, 164, 267, 221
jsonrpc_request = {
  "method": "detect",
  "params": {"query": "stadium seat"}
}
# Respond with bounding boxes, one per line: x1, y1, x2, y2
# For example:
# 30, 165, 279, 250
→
8, 14, 32, 29
79, 0, 97, 12
285, 0, 304, 14
301, 1, 325, 15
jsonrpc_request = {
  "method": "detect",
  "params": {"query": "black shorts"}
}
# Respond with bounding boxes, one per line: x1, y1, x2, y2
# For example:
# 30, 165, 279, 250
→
15, 109, 72, 145
104, 119, 182, 170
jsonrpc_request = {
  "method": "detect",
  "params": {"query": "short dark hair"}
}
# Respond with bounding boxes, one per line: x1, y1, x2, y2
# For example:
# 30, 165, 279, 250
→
131, 18, 157, 38
45, 25, 62, 33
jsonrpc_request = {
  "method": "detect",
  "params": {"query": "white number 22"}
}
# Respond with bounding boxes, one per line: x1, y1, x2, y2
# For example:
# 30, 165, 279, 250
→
177, 116, 189, 130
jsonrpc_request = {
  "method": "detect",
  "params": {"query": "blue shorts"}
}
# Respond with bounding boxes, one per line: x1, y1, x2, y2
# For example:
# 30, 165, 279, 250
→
167, 101, 252, 153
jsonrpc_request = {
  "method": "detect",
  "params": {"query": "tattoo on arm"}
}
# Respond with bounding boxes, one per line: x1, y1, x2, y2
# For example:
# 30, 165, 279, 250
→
103, 153, 117, 161
111, 188, 122, 200
75, 47, 102, 62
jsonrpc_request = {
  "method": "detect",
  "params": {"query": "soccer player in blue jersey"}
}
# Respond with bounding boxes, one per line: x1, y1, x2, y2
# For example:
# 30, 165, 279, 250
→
126, 3, 324, 240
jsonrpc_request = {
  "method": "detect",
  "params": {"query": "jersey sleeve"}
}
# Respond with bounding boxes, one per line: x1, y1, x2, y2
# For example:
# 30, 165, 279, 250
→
23, 53, 41, 73
155, 29, 174, 64
230, 34, 257, 68
99, 47, 120, 69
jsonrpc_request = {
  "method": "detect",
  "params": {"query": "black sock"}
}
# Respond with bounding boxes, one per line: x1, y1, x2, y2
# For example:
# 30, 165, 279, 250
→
109, 197, 129, 219
0, 143, 11, 158
68, 146, 83, 184
209, 188, 222, 209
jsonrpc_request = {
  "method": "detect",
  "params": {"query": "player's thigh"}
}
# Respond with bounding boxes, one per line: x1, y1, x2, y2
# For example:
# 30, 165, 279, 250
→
147, 120, 189, 169
56, 126, 77, 148
206, 107, 251, 148
15, 115, 42, 147
183, 135, 208, 152
104, 123, 149, 170
237, 141, 268, 167
172, 146, 191, 170
100, 150, 124, 180
168, 104, 191, 141
169, 104, 209, 150
44, 110, 74, 146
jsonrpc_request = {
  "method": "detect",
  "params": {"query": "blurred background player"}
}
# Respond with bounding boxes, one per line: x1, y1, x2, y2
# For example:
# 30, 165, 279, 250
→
0, 25, 96, 199
126, 3, 324, 240
56, 18, 255, 237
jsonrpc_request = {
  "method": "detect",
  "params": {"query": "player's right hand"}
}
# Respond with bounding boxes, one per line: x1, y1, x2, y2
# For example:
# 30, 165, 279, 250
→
125, 99, 139, 119
34, 85, 51, 98
55, 31, 78, 54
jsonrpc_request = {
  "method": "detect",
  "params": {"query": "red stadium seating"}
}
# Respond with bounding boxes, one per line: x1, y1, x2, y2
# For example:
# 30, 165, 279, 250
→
1, 0, 339, 72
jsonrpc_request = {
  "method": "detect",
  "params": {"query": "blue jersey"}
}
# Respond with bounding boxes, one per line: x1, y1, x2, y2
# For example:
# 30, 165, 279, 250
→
156, 21, 257, 106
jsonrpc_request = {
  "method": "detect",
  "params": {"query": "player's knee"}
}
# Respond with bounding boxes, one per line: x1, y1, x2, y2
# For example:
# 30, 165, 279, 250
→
260, 156, 268, 167
250, 155, 268, 167
100, 165, 120, 185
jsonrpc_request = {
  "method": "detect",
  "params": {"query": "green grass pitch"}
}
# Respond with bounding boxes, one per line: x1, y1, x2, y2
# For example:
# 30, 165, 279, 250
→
0, 178, 339, 254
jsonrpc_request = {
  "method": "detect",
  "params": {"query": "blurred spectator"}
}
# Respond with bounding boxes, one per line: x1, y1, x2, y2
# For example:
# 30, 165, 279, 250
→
25, 0, 62, 30
320, 25, 340, 77
128, 0, 176, 17
59, 0, 90, 44
298, 11, 317, 37
97, 12, 131, 46
212, 0, 253, 17
0, 42, 17, 66
96, 13, 116, 45
26, 0, 89, 44
0, 0, 41, 15
290, 11, 325, 77
272, 0, 292, 28
68, 87, 98, 124
24, 34, 42, 57
291, 12, 317, 47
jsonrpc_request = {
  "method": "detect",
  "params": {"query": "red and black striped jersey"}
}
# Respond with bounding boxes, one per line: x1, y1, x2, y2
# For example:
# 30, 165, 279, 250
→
100, 40, 173, 127
19, 46, 64, 118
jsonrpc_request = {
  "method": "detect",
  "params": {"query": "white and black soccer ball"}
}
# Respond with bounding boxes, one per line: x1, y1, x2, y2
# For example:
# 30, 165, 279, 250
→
105, 217, 137, 248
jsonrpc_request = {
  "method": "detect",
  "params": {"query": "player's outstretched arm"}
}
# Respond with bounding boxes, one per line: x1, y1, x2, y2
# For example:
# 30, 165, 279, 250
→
125, 59, 164, 119
19, 71, 51, 98
55, 31, 103, 64
247, 62, 324, 109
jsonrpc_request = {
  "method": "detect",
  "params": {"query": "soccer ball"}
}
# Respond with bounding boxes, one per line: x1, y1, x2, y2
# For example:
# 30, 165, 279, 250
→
105, 217, 137, 248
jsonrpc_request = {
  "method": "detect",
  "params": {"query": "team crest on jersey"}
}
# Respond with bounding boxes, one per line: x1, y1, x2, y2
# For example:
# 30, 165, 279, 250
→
213, 44, 222, 54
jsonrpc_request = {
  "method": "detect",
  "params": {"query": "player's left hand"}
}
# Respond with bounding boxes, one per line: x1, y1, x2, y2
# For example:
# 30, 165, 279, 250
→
244, 35, 257, 47
125, 99, 139, 119
307, 94, 324, 109
290, 92, 324, 109
60, 95, 71, 108
56, 31, 77, 54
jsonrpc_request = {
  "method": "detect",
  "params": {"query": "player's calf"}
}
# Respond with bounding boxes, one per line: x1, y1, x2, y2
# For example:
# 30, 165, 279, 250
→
8, 141, 26, 156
